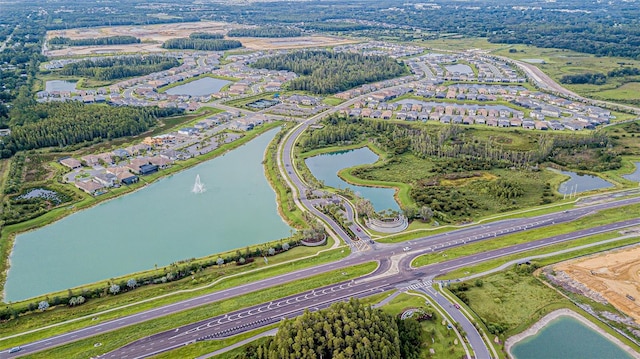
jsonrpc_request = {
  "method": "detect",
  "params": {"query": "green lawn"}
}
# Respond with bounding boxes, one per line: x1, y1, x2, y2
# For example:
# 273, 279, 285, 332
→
380, 293, 467, 359
446, 268, 640, 353
0, 244, 348, 343
440, 233, 640, 280
5, 262, 378, 357
412, 202, 640, 268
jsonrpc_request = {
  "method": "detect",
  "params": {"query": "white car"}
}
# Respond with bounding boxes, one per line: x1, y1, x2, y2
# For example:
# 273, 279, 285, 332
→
403, 246, 411, 252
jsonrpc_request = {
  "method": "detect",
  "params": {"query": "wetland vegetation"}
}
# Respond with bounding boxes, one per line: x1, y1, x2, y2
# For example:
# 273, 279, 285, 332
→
299, 114, 627, 224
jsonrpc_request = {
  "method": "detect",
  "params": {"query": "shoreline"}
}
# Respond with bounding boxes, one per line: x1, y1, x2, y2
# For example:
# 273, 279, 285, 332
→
505, 308, 640, 359
0, 123, 286, 303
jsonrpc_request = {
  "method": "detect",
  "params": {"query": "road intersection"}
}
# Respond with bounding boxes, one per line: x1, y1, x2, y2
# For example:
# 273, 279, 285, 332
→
3, 75, 640, 358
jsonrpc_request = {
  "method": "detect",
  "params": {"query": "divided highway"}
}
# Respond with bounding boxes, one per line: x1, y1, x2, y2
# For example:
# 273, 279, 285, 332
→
3, 77, 640, 358
4, 200, 640, 358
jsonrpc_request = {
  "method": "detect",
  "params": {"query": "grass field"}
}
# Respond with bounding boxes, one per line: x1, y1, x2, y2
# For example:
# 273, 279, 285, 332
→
412, 201, 640, 268
446, 268, 640, 353
440, 233, 640, 280
380, 293, 467, 359
3, 262, 377, 356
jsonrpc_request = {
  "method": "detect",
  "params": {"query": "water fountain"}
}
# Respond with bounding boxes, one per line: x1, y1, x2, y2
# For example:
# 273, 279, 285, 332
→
192, 174, 206, 194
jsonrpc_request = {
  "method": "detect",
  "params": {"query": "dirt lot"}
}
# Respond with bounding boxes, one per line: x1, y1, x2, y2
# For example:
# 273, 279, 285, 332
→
45, 21, 356, 56
554, 244, 640, 323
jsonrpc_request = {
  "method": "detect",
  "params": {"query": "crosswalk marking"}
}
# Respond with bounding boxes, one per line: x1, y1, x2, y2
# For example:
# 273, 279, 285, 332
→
403, 280, 432, 291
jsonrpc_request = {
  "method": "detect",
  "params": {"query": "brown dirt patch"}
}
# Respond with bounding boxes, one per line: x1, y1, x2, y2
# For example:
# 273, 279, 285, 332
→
239, 36, 357, 50
46, 22, 357, 57
554, 245, 640, 323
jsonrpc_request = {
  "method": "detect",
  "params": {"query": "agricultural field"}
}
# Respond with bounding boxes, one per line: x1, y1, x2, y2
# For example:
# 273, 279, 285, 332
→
45, 21, 355, 57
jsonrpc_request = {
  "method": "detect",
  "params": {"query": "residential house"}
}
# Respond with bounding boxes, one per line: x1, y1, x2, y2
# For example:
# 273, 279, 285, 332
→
60, 157, 82, 170
75, 180, 104, 195
140, 164, 159, 175
149, 156, 172, 169
126, 157, 150, 174
81, 154, 100, 167
94, 173, 118, 187
112, 149, 130, 159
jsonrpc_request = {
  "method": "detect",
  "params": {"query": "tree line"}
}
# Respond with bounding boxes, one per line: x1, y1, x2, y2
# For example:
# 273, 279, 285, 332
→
251, 50, 406, 94
49, 35, 140, 46
0, 102, 183, 157
58, 55, 180, 81
560, 67, 640, 85
227, 26, 301, 38
300, 22, 373, 32
161, 38, 242, 51
189, 32, 224, 39
302, 114, 617, 170
237, 298, 425, 359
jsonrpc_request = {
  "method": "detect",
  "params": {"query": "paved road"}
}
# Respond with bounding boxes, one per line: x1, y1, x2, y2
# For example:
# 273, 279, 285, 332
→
4, 63, 640, 357
95, 217, 640, 359
5, 209, 640, 358
418, 287, 490, 359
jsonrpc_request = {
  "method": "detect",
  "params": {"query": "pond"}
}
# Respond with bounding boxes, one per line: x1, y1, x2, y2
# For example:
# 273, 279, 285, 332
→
5, 127, 291, 302
623, 162, 640, 182
521, 58, 546, 64
304, 147, 400, 212
511, 315, 633, 359
17, 188, 61, 204
556, 169, 614, 194
444, 63, 474, 75
165, 77, 231, 96
45, 80, 78, 92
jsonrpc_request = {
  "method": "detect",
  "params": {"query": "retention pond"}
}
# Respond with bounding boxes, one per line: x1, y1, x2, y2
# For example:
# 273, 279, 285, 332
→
5, 127, 290, 302
305, 147, 399, 212
511, 315, 634, 359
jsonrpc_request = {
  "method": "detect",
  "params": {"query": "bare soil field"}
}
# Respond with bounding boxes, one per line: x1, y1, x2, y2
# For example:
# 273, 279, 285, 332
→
554, 244, 640, 323
45, 21, 356, 57
239, 36, 357, 50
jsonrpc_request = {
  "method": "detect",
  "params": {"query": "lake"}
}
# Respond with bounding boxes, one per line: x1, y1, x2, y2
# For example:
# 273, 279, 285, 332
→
304, 147, 400, 212
556, 169, 614, 194
511, 316, 633, 359
5, 128, 291, 302
445, 63, 474, 75
623, 162, 640, 182
45, 80, 78, 92
165, 77, 231, 96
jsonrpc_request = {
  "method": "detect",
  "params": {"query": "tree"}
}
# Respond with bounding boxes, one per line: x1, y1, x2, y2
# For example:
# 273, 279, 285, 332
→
216, 257, 224, 266
127, 279, 137, 290
282, 242, 290, 251
248, 298, 401, 358
238, 257, 246, 264
38, 300, 49, 311
109, 284, 121, 295
396, 317, 424, 359
267, 247, 276, 256
419, 206, 434, 222
355, 197, 376, 218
